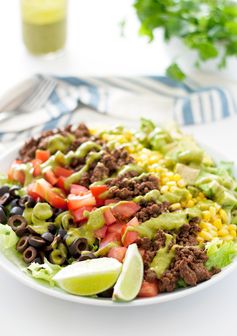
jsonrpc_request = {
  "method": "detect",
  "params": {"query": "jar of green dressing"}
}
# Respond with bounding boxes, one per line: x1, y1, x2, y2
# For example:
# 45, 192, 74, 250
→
21, 0, 67, 56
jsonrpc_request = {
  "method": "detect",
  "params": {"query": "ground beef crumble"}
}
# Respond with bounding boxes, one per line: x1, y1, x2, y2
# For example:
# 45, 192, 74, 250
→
106, 174, 160, 200
158, 246, 220, 292
136, 200, 170, 222
176, 217, 201, 246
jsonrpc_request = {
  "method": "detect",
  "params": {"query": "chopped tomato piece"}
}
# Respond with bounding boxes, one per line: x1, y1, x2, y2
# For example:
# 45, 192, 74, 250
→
122, 217, 139, 247
44, 169, 58, 186
112, 201, 140, 219
8, 160, 25, 185
70, 184, 89, 196
73, 205, 94, 222
90, 185, 108, 198
95, 225, 107, 239
108, 247, 127, 262
56, 176, 66, 191
90, 185, 108, 206
68, 192, 96, 211
104, 199, 117, 205
104, 208, 116, 225
35, 149, 50, 162
138, 281, 159, 298
54, 166, 73, 178
107, 222, 126, 235
32, 159, 41, 177
27, 183, 41, 201
33, 178, 67, 209
100, 232, 121, 248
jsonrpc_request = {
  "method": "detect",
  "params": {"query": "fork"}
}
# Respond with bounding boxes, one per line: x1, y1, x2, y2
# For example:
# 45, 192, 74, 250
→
0, 75, 57, 123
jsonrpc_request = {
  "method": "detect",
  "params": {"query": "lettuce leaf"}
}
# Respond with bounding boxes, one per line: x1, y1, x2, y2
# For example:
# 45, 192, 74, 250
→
27, 259, 62, 286
0, 224, 18, 249
205, 238, 237, 270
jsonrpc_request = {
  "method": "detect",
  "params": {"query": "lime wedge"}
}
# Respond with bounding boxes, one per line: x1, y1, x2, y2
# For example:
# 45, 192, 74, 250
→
113, 243, 143, 302
53, 258, 122, 296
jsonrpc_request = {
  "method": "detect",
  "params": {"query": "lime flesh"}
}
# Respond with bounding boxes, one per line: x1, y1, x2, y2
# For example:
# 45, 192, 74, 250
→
53, 257, 122, 296
113, 243, 144, 302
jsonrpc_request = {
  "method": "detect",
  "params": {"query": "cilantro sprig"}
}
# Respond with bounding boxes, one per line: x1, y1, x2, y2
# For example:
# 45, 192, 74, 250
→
133, 0, 237, 80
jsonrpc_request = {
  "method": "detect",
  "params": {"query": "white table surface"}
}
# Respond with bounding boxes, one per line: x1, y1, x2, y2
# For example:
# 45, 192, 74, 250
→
0, 1, 237, 335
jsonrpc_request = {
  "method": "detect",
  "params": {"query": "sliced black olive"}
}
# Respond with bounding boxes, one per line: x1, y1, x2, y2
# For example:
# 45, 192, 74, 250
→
15, 225, 28, 238
48, 224, 57, 234
9, 185, 20, 197
78, 252, 96, 262
0, 186, 9, 197
53, 208, 64, 218
28, 236, 46, 248
8, 215, 27, 232
49, 249, 66, 265
9, 199, 19, 208
19, 195, 35, 208
16, 236, 29, 253
10, 206, 24, 216
23, 246, 37, 263
0, 207, 7, 224
68, 238, 88, 258
41, 232, 54, 244
58, 228, 67, 239
33, 257, 43, 264
0, 193, 11, 206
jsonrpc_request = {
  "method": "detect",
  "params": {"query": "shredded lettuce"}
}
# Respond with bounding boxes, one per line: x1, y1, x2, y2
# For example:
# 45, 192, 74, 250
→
0, 224, 18, 249
27, 259, 62, 286
205, 238, 237, 270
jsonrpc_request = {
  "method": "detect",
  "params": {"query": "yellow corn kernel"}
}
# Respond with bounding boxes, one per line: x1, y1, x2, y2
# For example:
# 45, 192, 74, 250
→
177, 179, 186, 188
169, 186, 177, 193
170, 203, 181, 211
186, 199, 195, 208
172, 174, 181, 182
161, 185, 169, 193
222, 235, 234, 241
166, 181, 176, 187
202, 211, 211, 221
229, 229, 237, 238
209, 206, 217, 217
213, 219, 222, 230
199, 230, 213, 241
219, 209, 228, 223
218, 227, 229, 237
228, 224, 236, 231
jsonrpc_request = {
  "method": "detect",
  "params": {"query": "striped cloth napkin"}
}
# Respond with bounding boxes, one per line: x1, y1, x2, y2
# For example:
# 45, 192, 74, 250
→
0, 75, 236, 146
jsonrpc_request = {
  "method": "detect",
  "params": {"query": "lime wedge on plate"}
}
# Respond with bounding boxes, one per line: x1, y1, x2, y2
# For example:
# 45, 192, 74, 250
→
113, 243, 143, 302
53, 257, 122, 296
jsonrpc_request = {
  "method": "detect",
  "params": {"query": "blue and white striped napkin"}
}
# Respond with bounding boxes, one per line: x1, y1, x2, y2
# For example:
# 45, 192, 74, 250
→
0, 75, 236, 145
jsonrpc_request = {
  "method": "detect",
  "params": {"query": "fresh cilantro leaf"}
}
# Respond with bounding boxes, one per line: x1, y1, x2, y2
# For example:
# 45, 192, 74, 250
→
166, 63, 186, 82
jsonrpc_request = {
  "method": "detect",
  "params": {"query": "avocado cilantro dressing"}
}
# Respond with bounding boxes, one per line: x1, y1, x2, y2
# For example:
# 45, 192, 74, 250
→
118, 164, 144, 176
133, 188, 191, 205
47, 134, 75, 154
150, 234, 175, 278
21, 0, 67, 55
25, 203, 53, 235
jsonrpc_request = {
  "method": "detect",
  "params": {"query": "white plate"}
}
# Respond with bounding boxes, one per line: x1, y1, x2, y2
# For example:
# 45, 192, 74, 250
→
0, 142, 236, 307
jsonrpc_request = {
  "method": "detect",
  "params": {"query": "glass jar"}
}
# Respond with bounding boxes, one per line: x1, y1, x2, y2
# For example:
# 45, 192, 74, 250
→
21, 0, 68, 56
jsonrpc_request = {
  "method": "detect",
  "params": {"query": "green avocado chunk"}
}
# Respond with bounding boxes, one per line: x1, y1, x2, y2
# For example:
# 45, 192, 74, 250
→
150, 234, 175, 278
175, 163, 200, 185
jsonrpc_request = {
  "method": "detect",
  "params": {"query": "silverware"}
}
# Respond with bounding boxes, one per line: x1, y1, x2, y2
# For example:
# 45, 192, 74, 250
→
0, 75, 57, 123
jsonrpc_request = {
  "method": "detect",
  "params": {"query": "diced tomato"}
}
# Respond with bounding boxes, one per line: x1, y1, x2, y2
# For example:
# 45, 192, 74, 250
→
73, 205, 95, 222
112, 201, 140, 219
104, 208, 116, 225
27, 183, 41, 201
107, 222, 126, 235
33, 178, 67, 209
31, 159, 41, 177
13, 170, 25, 185
8, 160, 25, 185
104, 199, 117, 205
95, 225, 107, 239
35, 149, 50, 162
90, 185, 108, 198
68, 192, 96, 211
122, 217, 139, 247
108, 247, 127, 262
138, 281, 159, 298
90, 185, 108, 206
70, 184, 89, 196
44, 169, 58, 186
56, 176, 66, 191
100, 232, 121, 248
54, 166, 73, 178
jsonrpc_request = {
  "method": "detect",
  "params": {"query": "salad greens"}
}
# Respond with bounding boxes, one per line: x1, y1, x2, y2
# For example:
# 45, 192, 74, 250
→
133, 0, 237, 80
206, 238, 237, 270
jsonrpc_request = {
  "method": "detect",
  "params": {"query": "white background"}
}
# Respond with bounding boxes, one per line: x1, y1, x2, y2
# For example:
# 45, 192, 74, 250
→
0, 1, 237, 335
